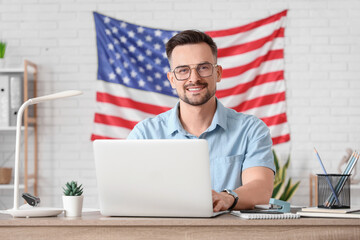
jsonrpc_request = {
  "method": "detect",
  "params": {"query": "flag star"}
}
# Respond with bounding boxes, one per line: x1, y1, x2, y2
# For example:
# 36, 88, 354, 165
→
137, 54, 145, 62
163, 38, 169, 44
163, 66, 170, 73
138, 79, 146, 87
155, 58, 161, 65
115, 53, 121, 59
120, 22, 127, 28
108, 43, 114, 50
104, 17, 110, 23
116, 67, 122, 74
162, 52, 167, 58
128, 31, 135, 38
155, 85, 162, 91
154, 29, 162, 37
172, 32, 177, 36
129, 45, 136, 52
155, 72, 161, 79
109, 58, 114, 64
139, 67, 145, 73
130, 58, 136, 63
131, 71, 137, 78
146, 64, 153, 70
137, 26, 145, 33
112, 27, 118, 33
120, 36, 127, 43
123, 76, 130, 84
145, 35, 152, 42
123, 61, 129, 68
122, 48, 128, 54
108, 72, 116, 80
146, 49, 152, 56
147, 76, 153, 82
163, 81, 170, 87
154, 43, 161, 50
172, 89, 178, 95
105, 29, 111, 35
136, 39, 144, 47
113, 38, 119, 45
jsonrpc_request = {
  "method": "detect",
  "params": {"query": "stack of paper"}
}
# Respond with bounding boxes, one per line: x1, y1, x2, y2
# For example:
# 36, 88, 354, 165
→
298, 207, 360, 218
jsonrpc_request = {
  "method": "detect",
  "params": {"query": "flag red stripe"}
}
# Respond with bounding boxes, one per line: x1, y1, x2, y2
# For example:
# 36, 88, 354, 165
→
217, 27, 284, 58
272, 134, 290, 145
221, 49, 283, 79
91, 134, 116, 141
216, 71, 284, 98
97, 92, 171, 115
232, 92, 285, 112
261, 113, 287, 127
206, 10, 287, 37
94, 113, 138, 129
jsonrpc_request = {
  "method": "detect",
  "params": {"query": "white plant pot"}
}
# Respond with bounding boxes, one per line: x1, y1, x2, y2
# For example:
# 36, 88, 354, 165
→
62, 195, 84, 217
0, 58, 5, 68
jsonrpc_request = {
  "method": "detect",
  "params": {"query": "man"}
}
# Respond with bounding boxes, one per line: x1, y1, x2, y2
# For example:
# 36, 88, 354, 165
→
127, 30, 275, 212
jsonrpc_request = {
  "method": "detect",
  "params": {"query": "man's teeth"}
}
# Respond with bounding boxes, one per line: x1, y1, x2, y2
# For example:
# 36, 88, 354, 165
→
188, 87, 201, 91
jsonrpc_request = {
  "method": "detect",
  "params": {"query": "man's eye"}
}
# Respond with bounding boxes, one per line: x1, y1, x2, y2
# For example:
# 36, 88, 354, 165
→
198, 64, 211, 71
176, 68, 189, 74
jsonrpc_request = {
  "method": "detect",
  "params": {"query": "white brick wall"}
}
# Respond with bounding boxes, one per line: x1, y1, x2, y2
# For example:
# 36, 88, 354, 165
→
1, 0, 360, 209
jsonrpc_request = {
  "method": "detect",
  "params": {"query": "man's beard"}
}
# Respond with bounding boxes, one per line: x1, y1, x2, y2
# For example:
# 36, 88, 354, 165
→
178, 81, 216, 106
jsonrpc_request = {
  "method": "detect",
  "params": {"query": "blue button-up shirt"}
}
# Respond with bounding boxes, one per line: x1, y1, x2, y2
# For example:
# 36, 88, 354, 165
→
127, 99, 275, 192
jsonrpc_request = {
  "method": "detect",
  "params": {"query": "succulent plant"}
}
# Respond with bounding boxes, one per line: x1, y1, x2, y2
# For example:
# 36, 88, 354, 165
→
62, 181, 83, 196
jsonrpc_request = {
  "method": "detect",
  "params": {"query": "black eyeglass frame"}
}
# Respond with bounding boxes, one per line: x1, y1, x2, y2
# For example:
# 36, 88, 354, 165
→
171, 62, 218, 81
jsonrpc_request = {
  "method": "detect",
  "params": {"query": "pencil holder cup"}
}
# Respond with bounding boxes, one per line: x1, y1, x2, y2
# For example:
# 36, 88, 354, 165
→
317, 174, 351, 209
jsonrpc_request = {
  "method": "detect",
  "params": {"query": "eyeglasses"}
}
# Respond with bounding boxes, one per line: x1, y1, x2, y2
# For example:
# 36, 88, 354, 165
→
172, 62, 218, 81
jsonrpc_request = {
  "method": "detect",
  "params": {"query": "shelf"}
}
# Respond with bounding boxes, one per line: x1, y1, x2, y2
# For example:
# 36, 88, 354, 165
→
0, 184, 25, 190
0, 126, 31, 131
0, 68, 24, 73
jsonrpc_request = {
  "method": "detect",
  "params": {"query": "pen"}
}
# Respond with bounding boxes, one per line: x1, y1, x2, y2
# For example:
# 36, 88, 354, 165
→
314, 147, 340, 206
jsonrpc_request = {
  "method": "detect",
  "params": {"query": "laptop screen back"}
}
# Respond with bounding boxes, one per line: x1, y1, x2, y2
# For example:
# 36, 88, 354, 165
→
93, 139, 214, 217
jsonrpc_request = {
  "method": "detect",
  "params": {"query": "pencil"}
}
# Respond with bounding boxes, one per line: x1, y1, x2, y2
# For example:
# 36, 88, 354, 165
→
314, 147, 340, 206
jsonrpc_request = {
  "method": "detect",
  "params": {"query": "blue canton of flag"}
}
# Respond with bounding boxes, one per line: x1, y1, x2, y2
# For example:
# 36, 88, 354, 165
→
94, 12, 179, 97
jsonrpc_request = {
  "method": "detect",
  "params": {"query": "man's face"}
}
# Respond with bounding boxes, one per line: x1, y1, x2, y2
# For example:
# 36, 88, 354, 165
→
167, 43, 222, 106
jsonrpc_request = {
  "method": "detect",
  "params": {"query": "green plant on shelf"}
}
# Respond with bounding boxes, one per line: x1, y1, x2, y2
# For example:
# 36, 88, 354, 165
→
0, 41, 6, 58
272, 149, 300, 201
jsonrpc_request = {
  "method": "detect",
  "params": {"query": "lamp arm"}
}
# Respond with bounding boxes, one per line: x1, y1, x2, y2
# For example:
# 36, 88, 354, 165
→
13, 100, 32, 210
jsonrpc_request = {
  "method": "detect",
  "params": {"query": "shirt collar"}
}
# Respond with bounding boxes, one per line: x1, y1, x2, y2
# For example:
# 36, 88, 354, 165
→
166, 98, 228, 137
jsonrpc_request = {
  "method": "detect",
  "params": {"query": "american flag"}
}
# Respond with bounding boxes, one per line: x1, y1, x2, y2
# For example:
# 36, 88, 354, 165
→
91, 10, 290, 145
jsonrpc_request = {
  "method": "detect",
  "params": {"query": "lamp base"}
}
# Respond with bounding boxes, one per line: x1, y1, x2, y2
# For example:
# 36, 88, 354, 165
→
1, 207, 63, 218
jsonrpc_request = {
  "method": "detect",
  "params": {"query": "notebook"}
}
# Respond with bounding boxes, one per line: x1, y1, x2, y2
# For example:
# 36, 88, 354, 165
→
231, 211, 300, 220
93, 139, 218, 218
297, 211, 360, 219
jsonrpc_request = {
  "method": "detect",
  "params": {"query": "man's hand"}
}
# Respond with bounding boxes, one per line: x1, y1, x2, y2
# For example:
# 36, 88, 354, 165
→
212, 190, 235, 212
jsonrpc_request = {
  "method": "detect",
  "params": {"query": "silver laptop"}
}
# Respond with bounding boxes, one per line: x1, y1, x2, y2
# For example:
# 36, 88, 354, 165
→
93, 139, 216, 217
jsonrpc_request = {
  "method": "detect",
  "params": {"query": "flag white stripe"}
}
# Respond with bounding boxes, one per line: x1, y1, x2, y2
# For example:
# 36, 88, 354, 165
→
96, 101, 156, 122
269, 122, 290, 138
97, 80, 178, 107
217, 59, 284, 90
241, 101, 286, 119
213, 17, 286, 49
219, 80, 286, 108
93, 122, 131, 139
217, 38, 284, 69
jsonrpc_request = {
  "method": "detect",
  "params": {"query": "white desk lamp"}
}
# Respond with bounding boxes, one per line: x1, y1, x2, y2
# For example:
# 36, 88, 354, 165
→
2, 90, 82, 217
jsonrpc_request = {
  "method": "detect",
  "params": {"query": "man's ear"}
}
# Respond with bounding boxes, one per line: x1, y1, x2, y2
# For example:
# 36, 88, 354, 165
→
167, 72, 176, 88
216, 65, 223, 83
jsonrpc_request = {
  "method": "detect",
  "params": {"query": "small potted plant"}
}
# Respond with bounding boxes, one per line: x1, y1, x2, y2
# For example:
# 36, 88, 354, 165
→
62, 181, 84, 217
0, 41, 6, 67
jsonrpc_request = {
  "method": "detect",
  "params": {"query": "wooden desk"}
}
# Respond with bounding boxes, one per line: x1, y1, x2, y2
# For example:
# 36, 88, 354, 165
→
1, 211, 359, 240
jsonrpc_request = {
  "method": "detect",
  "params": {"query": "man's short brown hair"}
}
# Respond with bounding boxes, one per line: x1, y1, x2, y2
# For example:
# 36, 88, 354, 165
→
165, 30, 218, 62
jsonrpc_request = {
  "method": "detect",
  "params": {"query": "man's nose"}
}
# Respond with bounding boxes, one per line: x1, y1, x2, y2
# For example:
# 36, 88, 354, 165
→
187, 67, 201, 81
